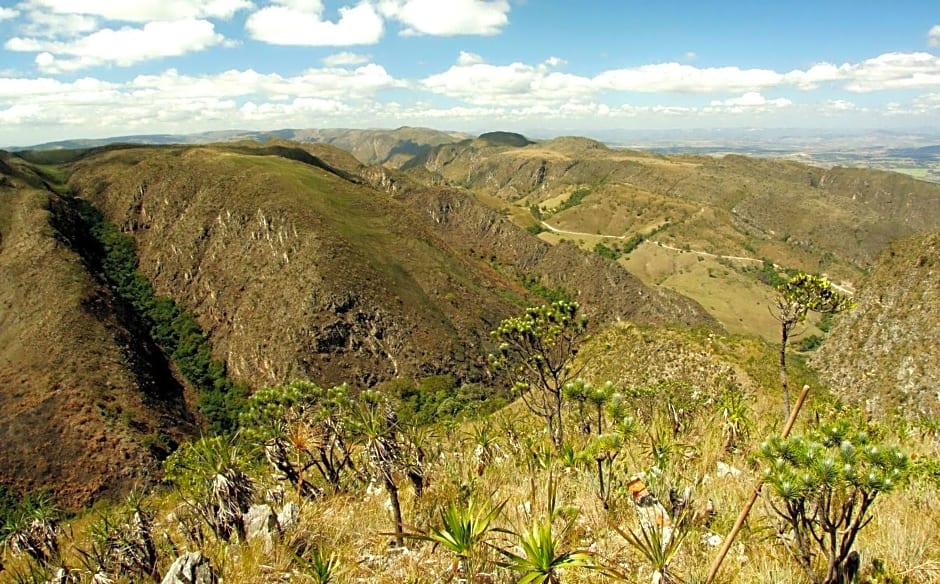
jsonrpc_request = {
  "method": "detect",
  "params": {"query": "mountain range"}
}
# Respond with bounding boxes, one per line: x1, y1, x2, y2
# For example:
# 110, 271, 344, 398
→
2, 127, 939, 505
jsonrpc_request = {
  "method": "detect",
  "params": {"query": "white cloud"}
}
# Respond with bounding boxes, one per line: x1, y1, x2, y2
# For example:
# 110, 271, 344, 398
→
684, 51, 697, 61
594, 63, 783, 93
246, 2, 384, 46
457, 51, 484, 66
16, 0, 253, 22
129, 64, 402, 99
19, 11, 100, 38
322, 51, 371, 66
929, 24, 940, 48
0, 7, 19, 21
784, 62, 849, 89
0, 64, 404, 144
709, 92, 792, 108
842, 52, 940, 92
422, 54, 593, 105
240, 97, 348, 121
823, 99, 857, 112
379, 0, 509, 36
6, 19, 226, 72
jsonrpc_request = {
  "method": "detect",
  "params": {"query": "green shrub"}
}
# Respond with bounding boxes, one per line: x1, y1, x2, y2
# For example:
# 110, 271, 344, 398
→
593, 242, 621, 261
527, 223, 546, 235
759, 419, 909, 584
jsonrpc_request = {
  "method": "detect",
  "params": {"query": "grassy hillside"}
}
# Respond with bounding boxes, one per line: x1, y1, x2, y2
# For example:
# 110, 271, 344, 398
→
3, 315, 937, 584
406, 134, 940, 340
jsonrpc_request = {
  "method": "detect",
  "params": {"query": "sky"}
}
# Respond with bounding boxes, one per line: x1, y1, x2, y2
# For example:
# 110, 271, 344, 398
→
1, 0, 940, 147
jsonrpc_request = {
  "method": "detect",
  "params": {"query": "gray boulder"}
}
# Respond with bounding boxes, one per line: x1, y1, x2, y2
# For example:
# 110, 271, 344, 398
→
161, 551, 216, 584
244, 504, 279, 552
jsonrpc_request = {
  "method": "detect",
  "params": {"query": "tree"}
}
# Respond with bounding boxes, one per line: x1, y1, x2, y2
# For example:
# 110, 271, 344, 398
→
354, 390, 406, 546
759, 420, 909, 584
239, 380, 356, 496
489, 301, 588, 450
773, 273, 852, 420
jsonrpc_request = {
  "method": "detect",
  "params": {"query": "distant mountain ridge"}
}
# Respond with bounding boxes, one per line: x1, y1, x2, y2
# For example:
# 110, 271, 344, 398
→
18, 126, 470, 166
407, 134, 940, 271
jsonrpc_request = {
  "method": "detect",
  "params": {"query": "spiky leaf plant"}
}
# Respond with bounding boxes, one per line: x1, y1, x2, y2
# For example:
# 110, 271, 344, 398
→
759, 419, 910, 584
297, 546, 342, 584
75, 490, 159, 581
164, 434, 255, 543
716, 387, 753, 453
496, 473, 597, 584
409, 498, 506, 581
0, 492, 60, 569
609, 516, 690, 584
496, 520, 595, 584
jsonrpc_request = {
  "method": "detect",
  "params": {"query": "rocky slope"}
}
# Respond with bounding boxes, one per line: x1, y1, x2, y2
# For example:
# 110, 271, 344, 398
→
360, 164, 713, 327
66, 142, 715, 392
0, 152, 197, 506
813, 231, 940, 417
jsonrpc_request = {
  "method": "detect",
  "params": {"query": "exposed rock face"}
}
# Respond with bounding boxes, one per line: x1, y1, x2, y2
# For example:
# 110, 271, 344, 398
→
813, 231, 940, 417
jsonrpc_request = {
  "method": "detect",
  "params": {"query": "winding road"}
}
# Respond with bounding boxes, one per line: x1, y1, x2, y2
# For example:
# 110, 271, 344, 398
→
539, 220, 856, 295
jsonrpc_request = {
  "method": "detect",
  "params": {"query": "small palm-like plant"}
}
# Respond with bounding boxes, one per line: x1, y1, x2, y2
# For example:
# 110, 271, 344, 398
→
411, 498, 506, 581
164, 434, 255, 542
497, 520, 595, 584
716, 388, 753, 453
354, 390, 405, 546
467, 421, 502, 476
0, 492, 60, 568
297, 546, 342, 584
75, 490, 159, 581
609, 518, 689, 584
580, 432, 624, 509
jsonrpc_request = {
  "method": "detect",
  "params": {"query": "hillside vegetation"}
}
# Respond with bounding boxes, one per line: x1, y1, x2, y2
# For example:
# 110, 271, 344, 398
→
814, 230, 940, 417
403, 134, 940, 340
3, 309, 937, 584
0, 140, 714, 506
0, 151, 198, 506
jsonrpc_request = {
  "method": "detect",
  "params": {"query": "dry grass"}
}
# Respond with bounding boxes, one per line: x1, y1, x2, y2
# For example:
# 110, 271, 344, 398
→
5, 385, 937, 583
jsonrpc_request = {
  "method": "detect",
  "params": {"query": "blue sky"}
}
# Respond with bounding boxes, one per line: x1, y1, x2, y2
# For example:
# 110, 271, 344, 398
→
1, 0, 939, 146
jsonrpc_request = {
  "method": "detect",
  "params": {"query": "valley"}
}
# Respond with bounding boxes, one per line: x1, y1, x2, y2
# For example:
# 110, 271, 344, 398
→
1, 129, 939, 584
